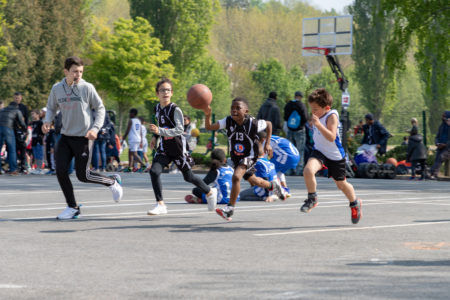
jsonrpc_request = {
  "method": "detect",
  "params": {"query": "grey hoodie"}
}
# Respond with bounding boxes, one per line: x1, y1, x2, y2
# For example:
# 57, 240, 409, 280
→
44, 78, 105, 137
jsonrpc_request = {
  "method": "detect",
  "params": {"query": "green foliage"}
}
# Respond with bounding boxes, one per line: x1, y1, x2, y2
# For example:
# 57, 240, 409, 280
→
129, 0, 219, 73
251, 58, 309, 104
381, 0, 450, 133
191, 152, 212, 166
384, 145, 408, 162
0, 0, 90, 110
85, 17, 174, 132
172, 55, 232, 121
0, 0, 8, 71
349, 0, 397, 119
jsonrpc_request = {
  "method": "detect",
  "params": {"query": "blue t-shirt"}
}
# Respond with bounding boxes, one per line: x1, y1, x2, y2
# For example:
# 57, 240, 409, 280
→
202, 166, 238, 204
253, 158, 277, 198
269, 135, 300, 173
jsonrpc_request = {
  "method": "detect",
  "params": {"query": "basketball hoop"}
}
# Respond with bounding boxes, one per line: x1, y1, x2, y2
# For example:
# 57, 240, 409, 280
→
302, 47, 332, 56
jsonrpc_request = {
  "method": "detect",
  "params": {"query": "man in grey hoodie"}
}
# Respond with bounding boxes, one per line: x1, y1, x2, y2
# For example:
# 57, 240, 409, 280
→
42, 56, 123, 219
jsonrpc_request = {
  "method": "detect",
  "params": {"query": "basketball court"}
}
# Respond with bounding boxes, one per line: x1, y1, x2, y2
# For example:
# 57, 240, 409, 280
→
1, 173, 449, 299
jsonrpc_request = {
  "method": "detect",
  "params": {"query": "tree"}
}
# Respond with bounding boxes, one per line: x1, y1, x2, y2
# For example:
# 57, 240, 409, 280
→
129, 0, 219, 73
173, 55, 232, 121
251, 58, 290, 101
349, 0, 397, 119
381, 0, 449, 132
0, 0, 90, 109
85, 17, 174, 133
0, 0, 8, 70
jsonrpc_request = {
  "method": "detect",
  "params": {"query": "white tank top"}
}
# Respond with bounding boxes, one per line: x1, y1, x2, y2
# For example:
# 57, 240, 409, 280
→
312, 109, 345, 160
128, 118, 142, 143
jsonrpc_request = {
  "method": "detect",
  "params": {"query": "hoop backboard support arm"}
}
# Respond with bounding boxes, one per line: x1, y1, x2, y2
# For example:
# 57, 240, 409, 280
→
302, 15, 353, 156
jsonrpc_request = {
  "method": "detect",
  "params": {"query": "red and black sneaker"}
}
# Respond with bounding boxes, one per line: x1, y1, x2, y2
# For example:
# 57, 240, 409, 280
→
350, 198, 362, 224
300, 197, 318, 213
216, 206, 234, 221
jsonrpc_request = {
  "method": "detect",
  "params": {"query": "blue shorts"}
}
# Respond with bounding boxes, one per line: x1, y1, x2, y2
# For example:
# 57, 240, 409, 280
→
270, 155, 299, 174
32, 144, 44, 160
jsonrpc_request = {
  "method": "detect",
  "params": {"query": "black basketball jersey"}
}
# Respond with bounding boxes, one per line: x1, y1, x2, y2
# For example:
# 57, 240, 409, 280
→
154, 103, 187, 157
224, 115, 260, 161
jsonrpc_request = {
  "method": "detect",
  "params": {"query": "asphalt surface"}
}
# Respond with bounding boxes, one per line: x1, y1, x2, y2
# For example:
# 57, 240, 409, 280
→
1, 173, 450, 299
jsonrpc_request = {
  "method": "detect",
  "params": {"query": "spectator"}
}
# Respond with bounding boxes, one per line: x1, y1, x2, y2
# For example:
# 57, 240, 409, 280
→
429, 111, 450, 180
121, 108, 145, 172
13, 92, 29, 126
0, 100, 4, 109
30, 109, 45, 174
183, 115, 197, 154
401, 136, 408, 146
283, 91, 308, 175
0, 101, 27, 175
137, 117, 149, 171
354, 120, 363, 136
92, 114, 112, 172
40, 107, 47, 120
361, 113, 391, 155
257, 91, 282, 135
44, 123, 56, 175
406, 126, 427, 180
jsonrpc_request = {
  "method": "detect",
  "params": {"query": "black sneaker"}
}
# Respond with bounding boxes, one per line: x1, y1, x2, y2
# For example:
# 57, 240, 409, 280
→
300, 197, 318, 213
216, 206, 234, 221
350, 198, 362, 224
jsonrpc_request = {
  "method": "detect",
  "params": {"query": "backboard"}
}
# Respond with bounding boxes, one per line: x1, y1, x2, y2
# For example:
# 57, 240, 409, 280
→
302, 15, 353, 56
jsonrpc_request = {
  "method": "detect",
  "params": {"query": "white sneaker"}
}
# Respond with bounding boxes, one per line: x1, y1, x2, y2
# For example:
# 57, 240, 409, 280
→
271, 180, 287, 201
109, 174, 123, 203
56, 207, 80, 220
147, 203, 168, 215
206, 188, 218, 211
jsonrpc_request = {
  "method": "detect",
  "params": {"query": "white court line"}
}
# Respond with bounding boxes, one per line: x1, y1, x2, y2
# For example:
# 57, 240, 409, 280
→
0, 284, 26, 289
4, 197, 449, 221
254, 220, 450, 237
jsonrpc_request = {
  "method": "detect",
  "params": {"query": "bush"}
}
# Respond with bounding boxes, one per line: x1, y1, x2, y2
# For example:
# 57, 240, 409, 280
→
191, 152, 211, 166
383, 145, 407, 162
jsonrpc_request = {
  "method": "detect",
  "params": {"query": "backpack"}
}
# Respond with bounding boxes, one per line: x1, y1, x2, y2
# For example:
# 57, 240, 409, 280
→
287, 110, 301, 130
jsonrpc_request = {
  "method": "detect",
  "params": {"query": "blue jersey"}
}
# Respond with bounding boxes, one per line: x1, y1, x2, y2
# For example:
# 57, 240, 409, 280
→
269, 135, 300, 173
253, 158, 277, 198
202, 166, 238, 204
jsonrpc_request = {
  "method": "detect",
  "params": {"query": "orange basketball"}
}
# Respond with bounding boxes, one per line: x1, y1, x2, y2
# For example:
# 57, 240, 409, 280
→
187, 84, 212, 110
386, 157, 398, 166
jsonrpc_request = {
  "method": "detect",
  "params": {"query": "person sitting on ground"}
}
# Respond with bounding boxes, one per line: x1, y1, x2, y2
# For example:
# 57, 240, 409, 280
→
184, 148, 238, 209
239, 131, 280, 202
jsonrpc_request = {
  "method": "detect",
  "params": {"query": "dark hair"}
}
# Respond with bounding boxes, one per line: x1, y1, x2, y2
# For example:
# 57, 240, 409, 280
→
64, 56, 83, 70
155, 77, 173, 93
257, 130, 267, 140
129, 108, 138, 115
269, 91, 277, 99
308, 88, 333, 107
210, 148, 226, 170
232, 97, 249, 108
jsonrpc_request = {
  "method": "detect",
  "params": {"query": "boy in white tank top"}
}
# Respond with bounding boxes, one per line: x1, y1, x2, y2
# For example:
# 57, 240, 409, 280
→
121, 108, 145, 172
301, 88, 362, 224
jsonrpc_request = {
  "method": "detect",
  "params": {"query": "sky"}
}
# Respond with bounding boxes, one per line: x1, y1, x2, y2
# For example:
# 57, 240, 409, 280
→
308, 0, 354, 13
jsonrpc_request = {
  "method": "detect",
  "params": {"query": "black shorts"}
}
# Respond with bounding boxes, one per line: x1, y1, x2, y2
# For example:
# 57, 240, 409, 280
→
231, 156, 257, 180
153, 152, 194, 173
310, 150, 346, 181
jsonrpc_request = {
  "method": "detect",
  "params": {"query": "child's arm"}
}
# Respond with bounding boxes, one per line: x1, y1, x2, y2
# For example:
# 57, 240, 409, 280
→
263, 120, 272, 155
122, 119, 132, 141
311, 113, 338, 142
203, 105, 220, 131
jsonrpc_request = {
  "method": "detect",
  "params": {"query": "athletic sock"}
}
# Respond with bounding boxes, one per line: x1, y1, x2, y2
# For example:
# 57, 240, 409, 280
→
308, 192, 317, 199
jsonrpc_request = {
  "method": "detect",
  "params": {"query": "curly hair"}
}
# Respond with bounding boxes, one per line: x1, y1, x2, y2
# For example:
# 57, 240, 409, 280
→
308, 88, 333, 108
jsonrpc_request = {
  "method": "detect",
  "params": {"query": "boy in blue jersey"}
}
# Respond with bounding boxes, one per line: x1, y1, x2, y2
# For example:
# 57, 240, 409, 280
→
268, 134, 300, 197
240, 132, 279, 202
301, 88, 362, 224
185, 148, 238, 210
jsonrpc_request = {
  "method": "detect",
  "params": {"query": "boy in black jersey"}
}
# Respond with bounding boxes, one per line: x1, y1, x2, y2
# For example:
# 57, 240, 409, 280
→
204, 97, 287, 221
147, 78, 217, 215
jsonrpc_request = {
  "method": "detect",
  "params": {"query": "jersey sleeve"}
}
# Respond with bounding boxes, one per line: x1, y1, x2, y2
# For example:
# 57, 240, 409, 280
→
257, 119, 267, 132
218, 117, 228, 129
158, 107, 184, 137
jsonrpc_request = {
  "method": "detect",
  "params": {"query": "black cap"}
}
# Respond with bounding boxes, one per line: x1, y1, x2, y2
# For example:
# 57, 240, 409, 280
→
365, 113, 374, 120
294, 91, 303, 97
14, 91, 22, 96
